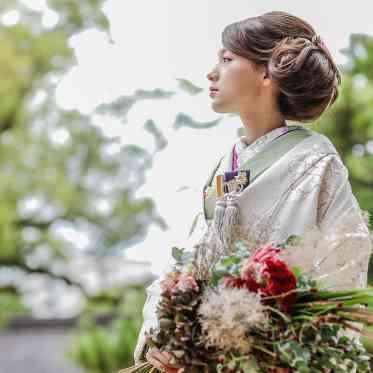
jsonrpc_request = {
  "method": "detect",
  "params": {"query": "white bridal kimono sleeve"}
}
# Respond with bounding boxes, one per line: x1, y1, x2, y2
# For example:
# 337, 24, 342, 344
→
133, 128, 372, 364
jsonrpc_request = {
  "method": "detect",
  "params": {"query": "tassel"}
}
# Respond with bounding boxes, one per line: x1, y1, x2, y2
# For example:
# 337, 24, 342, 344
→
213, 194, 241, 252
221, 196, 240, 250
213, 196, 227, 245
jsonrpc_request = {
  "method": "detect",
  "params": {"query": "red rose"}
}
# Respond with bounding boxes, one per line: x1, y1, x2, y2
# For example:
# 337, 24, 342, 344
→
240, 245, 297, 312
241, 245, 281, 284
261, 256, 297, 311
222, 275, 260, 292
262, 257, 296, 295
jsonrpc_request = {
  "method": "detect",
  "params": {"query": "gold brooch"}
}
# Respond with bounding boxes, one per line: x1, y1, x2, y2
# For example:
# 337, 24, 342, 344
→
216, 170, 250, 197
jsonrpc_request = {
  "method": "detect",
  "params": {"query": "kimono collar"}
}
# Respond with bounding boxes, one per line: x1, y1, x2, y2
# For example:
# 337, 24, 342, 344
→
234, 124, 303, 169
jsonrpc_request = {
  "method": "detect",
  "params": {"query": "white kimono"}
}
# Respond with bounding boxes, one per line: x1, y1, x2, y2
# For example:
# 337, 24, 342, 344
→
133, 125, 372, 364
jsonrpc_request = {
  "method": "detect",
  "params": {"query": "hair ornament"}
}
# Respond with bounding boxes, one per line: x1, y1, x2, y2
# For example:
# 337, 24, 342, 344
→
311, 34, 322, 46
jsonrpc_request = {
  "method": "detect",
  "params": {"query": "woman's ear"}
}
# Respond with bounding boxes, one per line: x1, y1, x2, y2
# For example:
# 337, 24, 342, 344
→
262, 67, 272, 87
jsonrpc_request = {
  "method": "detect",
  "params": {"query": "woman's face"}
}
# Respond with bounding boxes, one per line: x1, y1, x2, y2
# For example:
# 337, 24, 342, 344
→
206, 48, 266, 114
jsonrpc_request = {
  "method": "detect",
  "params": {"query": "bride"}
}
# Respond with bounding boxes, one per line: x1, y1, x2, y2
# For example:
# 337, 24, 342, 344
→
133, 11, 372, 372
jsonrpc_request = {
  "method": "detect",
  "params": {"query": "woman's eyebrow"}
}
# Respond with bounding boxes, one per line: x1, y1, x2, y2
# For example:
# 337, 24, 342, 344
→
218, 48, 227, 58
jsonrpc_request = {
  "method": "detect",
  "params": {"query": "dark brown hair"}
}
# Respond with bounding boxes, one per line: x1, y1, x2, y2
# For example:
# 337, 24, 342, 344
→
222, 11, 341, 122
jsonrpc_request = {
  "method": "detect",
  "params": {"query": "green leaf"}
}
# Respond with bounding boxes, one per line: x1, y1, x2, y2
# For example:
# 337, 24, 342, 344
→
170, 247, 195, 273
277, 341, 311, 371
171, 246, 185, 263
285, 235, 303, 246
292, 266, 302, 279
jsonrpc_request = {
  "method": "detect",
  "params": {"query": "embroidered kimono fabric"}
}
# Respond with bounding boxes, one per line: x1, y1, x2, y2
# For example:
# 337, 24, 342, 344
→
133, 125, 372, 364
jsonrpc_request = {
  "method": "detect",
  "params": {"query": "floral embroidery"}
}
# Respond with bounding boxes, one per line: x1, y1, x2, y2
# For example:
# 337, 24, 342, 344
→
316, 156, 348, 223
286, 153, 335, 199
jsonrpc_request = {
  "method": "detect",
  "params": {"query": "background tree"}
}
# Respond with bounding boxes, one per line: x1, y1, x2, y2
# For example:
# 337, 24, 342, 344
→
315, 33, 373, 227
0, 0, 166, 325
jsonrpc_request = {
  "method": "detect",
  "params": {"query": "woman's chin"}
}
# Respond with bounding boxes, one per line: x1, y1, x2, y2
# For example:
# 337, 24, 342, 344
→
211, 100, 230, 113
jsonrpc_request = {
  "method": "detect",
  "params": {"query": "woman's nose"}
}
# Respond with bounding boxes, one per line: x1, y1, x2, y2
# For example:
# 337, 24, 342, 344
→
206, 67, 218, 81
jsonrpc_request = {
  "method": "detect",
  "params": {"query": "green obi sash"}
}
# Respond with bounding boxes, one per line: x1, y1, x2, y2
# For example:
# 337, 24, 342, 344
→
202, 126, 313, 222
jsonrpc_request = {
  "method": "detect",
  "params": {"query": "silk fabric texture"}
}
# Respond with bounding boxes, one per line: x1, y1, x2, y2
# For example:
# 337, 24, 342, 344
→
133, 125, 372, 364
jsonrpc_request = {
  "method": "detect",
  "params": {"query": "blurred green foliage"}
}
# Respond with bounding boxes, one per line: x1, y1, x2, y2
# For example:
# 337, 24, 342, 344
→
313, 33, 373, 283
0, 0, 162, 309
0, 286, 30, 327
70, 285, 147, 372
315, 34, 373, 228
0, 2, 161, 371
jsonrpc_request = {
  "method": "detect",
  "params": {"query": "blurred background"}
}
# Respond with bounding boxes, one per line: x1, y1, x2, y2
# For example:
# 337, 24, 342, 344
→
0, 1, 372, 372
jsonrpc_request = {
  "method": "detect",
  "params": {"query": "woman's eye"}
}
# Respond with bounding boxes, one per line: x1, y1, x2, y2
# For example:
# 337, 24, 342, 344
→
222, 57, 231, 63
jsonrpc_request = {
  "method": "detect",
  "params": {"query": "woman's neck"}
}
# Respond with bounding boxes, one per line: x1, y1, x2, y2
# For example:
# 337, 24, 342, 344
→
239, 109, 286, 145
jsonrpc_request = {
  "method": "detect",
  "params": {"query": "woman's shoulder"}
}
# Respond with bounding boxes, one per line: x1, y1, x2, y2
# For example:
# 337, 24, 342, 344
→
289, 127, 342, 164
300, 127, 339, 154
284, 128, 349, 183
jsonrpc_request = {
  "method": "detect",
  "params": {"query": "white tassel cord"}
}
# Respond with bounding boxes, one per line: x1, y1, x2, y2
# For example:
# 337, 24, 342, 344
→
213, 193, 241, 250
222, 196, 240, 249
213, 196, 227, 245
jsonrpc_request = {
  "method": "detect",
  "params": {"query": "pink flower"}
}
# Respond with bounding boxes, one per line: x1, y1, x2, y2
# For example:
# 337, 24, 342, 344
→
160, 273, 199, 296
172, 274, 199, 293
160, 275, 179, 295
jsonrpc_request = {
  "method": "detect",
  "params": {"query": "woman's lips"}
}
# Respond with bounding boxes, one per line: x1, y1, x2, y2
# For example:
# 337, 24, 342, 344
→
209, 90, 219, 98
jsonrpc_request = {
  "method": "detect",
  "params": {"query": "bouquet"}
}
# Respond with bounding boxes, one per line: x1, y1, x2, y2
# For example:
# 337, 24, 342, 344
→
121, 233, 373, 372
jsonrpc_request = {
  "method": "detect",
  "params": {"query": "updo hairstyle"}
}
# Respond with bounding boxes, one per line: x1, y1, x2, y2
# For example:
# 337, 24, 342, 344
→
222, 11, 341, 121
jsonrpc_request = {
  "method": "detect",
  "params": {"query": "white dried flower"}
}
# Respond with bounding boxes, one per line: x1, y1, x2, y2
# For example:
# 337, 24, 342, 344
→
280, 210, 372, 290
197, 285, 267, 354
